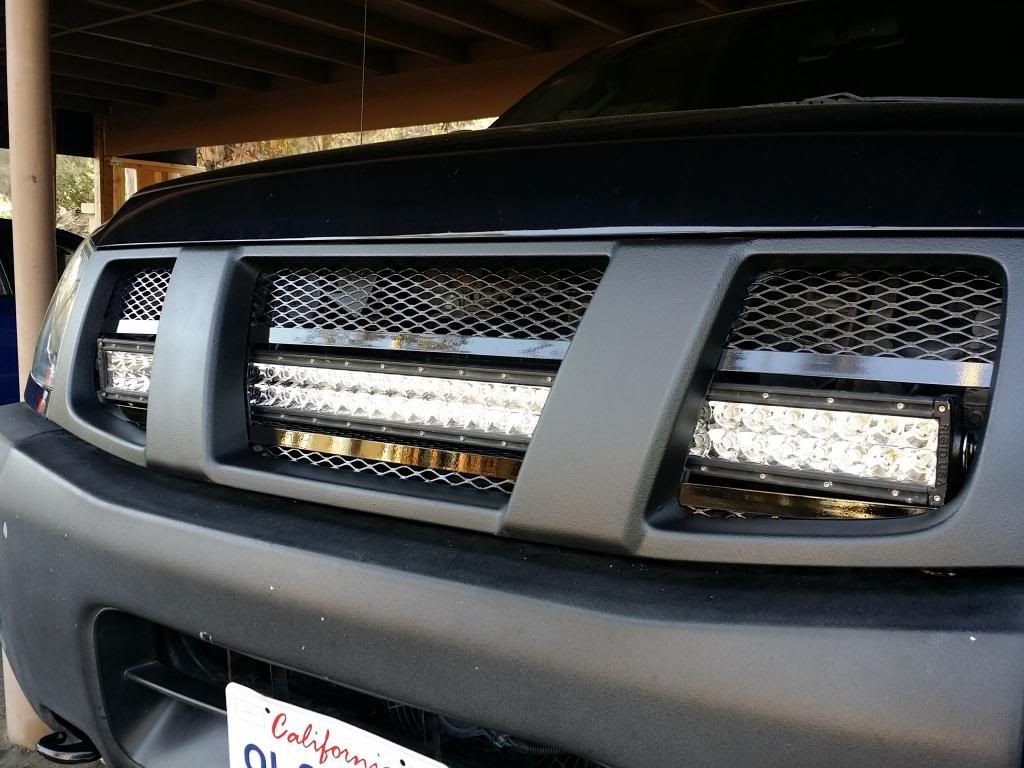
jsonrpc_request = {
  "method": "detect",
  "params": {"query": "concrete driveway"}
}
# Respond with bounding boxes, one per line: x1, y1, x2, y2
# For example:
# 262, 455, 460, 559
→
0, 675, 55, 768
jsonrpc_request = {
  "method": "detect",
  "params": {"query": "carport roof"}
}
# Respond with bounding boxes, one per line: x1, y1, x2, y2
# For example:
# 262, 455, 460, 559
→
3, 0, 780, 156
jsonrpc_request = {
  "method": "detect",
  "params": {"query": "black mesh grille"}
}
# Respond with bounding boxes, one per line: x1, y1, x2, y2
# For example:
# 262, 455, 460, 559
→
252, 262, 605, 341
726, 267, 1002, 363
255, 443, 518, 495
107, 266, 173, 322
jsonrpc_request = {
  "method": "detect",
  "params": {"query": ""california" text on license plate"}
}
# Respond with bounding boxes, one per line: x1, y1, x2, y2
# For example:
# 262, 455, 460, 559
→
226, 683, 448, 768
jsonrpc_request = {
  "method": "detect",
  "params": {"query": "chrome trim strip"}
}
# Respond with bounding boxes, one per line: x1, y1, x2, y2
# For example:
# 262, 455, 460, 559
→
252, 408, 531, 452
259, 426, 522, 480
719, 349, 993, 388
260, 327, 570, 360
116, 319, 160, 335
680, 483, 929, 521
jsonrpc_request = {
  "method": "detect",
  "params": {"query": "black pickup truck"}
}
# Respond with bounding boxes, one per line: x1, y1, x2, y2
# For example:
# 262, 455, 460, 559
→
3, 2, 1024, 767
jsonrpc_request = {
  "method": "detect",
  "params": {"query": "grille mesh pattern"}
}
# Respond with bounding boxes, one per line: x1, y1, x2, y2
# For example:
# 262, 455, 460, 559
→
252, 262, 605, 341
726, 267, 1002, 363
256, 444, 517, 495
107, 267, 173, 322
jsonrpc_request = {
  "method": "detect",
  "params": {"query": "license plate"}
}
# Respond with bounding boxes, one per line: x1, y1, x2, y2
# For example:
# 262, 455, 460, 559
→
226, 683, 448, 768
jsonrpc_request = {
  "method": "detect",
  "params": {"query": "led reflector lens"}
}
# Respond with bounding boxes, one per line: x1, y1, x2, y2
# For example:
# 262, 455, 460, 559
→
102, 350, 153, 397
691, 400, 940, 486
250, 362, 550, 441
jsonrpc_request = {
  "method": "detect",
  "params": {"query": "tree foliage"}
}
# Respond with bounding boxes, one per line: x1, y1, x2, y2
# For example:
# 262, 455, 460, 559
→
0, 150, 96, 235
55, 154, 95, 212
198, 119, 493, 170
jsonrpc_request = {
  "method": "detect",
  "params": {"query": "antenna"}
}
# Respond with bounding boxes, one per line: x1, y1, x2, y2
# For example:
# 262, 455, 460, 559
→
359, 0, 369, 145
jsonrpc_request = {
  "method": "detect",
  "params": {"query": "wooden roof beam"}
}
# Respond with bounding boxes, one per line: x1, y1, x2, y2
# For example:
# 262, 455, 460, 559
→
51, 34, 268, 91
50, 51, 215, 99
695, 0, 725, 13
0, 77, 111, 114
228, 0, 465, 64
80, 0, 393, 72
103, 47, 587, 155
51, 74, 165, 106
539, 0, 639, 34
47, 0, 205, 35
393, 0, 547, 50
51, 0, 330, 82
52, 92, 113, 114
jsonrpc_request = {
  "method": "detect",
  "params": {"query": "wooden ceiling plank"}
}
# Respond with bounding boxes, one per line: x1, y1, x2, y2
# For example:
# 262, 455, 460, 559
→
48, 0, 205, 35
79, 0, 393, 72
52, 92, 113, 114
229, 0, 465, 63
695, 0, 725, 13
50, 74, 166, 106
51, 0, 330, 82
392, 0, 547, 50
51, 51, 215, 99
51, 34, 269, 91
539, 0, 639, 34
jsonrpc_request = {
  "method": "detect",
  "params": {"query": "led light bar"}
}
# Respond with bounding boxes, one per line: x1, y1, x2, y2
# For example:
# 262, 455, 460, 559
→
249, 354, 554, 450
98, 339, 153, 404
687, 386, 951, 507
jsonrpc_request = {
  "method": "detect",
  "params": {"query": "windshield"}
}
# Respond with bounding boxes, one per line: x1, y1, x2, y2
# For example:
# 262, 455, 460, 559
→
498, 0, 1024, 126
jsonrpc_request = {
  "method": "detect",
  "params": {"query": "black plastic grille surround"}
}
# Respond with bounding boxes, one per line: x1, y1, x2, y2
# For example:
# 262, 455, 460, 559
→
252, 262, 605, 341
106, 266, 173, 322
726, 267, 1003, 363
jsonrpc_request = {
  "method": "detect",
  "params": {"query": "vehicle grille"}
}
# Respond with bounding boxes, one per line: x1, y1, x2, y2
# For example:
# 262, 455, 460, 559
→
98, 265, 174, 432
725, 267, 1002, 363
248, 259, 605, 499
106, 266, 173, 322
252, 262, 605, 341
681, 263, 1003, 525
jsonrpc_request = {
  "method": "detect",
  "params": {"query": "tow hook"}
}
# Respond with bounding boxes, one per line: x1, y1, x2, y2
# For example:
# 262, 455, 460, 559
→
35, 730, 101, 764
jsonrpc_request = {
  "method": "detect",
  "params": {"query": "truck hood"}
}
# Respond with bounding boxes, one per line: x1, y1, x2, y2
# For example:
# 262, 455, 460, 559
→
95, 103, 1024, 247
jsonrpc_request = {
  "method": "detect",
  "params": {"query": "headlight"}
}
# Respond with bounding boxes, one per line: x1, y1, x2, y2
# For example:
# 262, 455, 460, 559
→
27, 237, 94, 412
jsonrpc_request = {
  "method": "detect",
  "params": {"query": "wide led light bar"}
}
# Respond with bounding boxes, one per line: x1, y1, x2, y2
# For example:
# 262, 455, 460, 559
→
98, 339, 153, 404
249, 354, 553, 450
687, 385, 951, 508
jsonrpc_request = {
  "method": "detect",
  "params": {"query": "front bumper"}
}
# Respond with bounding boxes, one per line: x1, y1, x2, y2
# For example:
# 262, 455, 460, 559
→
1, 403, 1023, 768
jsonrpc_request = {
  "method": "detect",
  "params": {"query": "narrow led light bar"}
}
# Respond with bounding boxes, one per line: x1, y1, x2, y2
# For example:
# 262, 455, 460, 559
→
688, 386, 951, 506
249, 356, 553, 449
98, 339, 154, 404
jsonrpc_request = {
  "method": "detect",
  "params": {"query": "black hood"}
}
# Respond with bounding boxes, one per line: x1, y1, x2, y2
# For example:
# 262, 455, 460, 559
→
94, 103, 1024, 247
